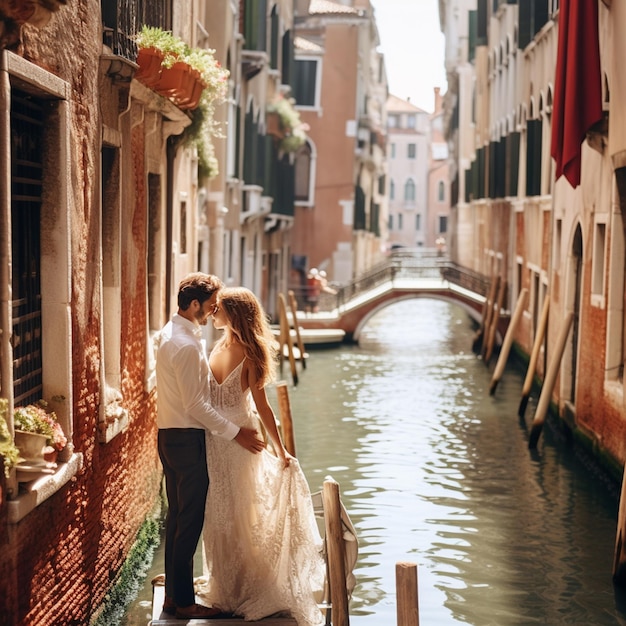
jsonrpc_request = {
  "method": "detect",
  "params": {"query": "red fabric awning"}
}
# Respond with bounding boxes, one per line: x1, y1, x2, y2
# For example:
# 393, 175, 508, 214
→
550, 0, 603, 188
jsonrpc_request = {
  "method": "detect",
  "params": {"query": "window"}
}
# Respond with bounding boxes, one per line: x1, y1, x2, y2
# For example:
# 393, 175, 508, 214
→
390, 179, 395, 200
388, 214, 393, 230
438, 180, 445, 202
293, 58, 320, 107
407, 143, 416, 159
388, 115, 398, 128
391, 143, 396, 159
438, 215, 448, 233
592, 222, 606, 299
416, 213, 421, 230
398, 213, 403, 230
404, 179, 416, 203
407, 114, 416, 129
3, 52, 80, 522
295, 140, 315, 205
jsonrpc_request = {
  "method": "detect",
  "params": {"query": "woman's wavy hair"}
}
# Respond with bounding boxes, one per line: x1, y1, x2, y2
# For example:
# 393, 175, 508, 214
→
215, 287, 278, 388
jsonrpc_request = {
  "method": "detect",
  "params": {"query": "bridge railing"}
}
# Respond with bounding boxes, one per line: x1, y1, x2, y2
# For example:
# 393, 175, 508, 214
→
288, 252, 491, 314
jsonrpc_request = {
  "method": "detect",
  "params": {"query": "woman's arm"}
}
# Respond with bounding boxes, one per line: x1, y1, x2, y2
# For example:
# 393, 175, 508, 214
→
246, 362, 291, 468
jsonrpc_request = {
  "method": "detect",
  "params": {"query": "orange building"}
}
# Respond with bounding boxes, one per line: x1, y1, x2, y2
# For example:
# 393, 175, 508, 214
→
290, 0, 388, 292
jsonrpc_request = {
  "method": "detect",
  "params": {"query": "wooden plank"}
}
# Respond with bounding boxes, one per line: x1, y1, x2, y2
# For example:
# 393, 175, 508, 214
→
150, 584, 297, 625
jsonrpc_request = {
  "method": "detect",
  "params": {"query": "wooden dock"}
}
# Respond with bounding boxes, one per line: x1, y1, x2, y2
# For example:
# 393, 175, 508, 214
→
149, 582, 298, 624
148, 477, 351, 626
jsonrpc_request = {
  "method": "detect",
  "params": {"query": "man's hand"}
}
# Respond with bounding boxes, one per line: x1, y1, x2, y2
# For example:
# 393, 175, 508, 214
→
234, 426, 266, 453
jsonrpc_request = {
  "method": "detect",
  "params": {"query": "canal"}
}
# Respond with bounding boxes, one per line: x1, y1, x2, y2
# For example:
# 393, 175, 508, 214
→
123, 298, 626, 625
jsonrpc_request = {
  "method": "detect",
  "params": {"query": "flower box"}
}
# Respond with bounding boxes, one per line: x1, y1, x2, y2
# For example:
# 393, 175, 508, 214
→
176, 74, 206, 111
134, 46, 164, 87
266, 111, 285, 139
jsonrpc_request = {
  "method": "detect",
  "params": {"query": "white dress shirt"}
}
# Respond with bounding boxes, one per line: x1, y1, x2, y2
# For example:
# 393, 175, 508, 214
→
155, 314, 238, 439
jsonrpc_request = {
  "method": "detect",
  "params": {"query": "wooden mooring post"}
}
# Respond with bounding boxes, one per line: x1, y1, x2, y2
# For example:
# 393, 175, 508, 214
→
518, 294, 550, 418
489, 287, 528, 395
322, 478, 350, 626
396, 561, 419, 626
483, 278, 506, 364
528, 311, 573, 449
277, 293, 299, 386
614, 463, 626, 583
288, 290, 307, 369
275, 381, 297, 457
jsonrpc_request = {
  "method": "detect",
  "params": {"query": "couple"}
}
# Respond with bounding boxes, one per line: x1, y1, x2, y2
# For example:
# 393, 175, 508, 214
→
155, 273, 325, 624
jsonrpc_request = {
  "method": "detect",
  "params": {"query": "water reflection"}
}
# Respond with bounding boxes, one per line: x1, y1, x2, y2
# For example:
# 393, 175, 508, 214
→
124, 298, 626, 625
279, 299, 626, 625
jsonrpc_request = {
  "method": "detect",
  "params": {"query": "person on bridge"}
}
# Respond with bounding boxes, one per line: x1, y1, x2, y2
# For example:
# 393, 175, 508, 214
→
196, 286, 325, 625
305, 267, 322, 313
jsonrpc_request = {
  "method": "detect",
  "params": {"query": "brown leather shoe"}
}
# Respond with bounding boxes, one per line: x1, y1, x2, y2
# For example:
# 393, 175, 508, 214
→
175, 603, 221, 619
163, 595, 176, 614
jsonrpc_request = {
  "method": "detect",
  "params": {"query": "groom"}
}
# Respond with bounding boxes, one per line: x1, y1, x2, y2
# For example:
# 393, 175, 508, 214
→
155, 272, 265, 619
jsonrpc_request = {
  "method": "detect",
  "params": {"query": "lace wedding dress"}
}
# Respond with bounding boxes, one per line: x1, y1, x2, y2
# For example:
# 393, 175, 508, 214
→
195, 359, 326, 625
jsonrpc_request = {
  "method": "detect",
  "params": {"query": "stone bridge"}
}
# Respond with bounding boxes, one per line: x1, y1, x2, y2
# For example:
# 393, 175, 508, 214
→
294, 253, 497, 343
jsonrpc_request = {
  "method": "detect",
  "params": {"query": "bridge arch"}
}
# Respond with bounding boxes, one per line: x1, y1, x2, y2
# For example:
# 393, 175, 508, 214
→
352, 293, 484, 342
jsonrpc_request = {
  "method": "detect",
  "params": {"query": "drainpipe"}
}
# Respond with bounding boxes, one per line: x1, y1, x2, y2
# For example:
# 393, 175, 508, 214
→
0, 56, 14, 418
165, 136, 176, 320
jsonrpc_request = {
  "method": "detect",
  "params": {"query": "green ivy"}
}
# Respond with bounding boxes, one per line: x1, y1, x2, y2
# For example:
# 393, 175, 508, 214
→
91, 503, 163, 626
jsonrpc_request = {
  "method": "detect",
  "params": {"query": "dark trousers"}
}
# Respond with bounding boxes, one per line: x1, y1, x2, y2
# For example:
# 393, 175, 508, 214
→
158, 428, 209, 607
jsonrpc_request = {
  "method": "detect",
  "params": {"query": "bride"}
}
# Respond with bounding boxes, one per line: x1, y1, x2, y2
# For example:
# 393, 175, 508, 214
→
195, 287, 325, 625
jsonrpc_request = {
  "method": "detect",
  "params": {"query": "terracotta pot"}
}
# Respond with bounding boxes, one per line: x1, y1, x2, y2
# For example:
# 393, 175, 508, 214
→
135, 47, 164, 88
14, 430, 47, 462
155, 61, 194, 100
266, 111, 284, 139
177, 75, 206, 111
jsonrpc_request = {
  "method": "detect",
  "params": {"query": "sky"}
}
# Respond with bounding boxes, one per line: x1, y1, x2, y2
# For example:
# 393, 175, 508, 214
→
370, 0, 447, 113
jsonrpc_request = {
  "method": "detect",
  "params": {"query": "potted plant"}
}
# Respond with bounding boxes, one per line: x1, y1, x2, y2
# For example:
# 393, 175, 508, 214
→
14, 400, 67, 463
0, 398, 19, 479
267, 95, 309, 153
135, 25, 186, 87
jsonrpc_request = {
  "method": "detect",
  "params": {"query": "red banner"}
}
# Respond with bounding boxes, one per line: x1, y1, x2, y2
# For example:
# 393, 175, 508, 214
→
550, 0, 603, 188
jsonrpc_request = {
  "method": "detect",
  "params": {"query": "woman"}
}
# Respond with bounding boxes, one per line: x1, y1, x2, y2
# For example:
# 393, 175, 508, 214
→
196, 287, 325, 625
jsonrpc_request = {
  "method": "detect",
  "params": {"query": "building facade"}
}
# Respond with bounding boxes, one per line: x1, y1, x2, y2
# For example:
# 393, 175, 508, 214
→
427, 87, 451, 250
290, 0, 388, 294
386, 94, 430, 249
0, 0, 300, 623
440, 0, 626, 484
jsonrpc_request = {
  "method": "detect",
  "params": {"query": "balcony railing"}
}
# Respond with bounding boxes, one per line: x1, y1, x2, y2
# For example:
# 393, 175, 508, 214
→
101, 0, 172, 62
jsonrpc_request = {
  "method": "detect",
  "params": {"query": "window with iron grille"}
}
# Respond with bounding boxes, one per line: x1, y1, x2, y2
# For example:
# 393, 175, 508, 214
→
11, 92, 44, 406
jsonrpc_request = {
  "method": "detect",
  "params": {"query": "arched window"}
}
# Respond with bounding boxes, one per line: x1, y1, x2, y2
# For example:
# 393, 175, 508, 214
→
404, 179, 416, 203
390, 179, 395, 201
438, 180, 445, 202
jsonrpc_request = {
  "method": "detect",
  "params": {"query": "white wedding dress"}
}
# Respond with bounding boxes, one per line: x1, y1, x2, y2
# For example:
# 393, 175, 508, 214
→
195, 359, 325, 625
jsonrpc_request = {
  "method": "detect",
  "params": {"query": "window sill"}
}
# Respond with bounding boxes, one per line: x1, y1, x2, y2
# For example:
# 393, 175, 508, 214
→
98, 410, 129, 444
7, 452, 83, 524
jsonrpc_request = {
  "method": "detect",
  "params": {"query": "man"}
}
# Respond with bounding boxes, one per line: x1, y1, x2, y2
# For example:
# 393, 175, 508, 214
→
155, 272, 265, 619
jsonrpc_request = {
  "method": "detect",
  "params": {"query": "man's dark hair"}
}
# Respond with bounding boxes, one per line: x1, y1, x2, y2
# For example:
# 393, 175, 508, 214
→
177, 273, 224, 310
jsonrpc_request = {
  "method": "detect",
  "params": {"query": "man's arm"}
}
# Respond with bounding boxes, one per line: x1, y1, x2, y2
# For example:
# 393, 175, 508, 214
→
174, 345, 264, 452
